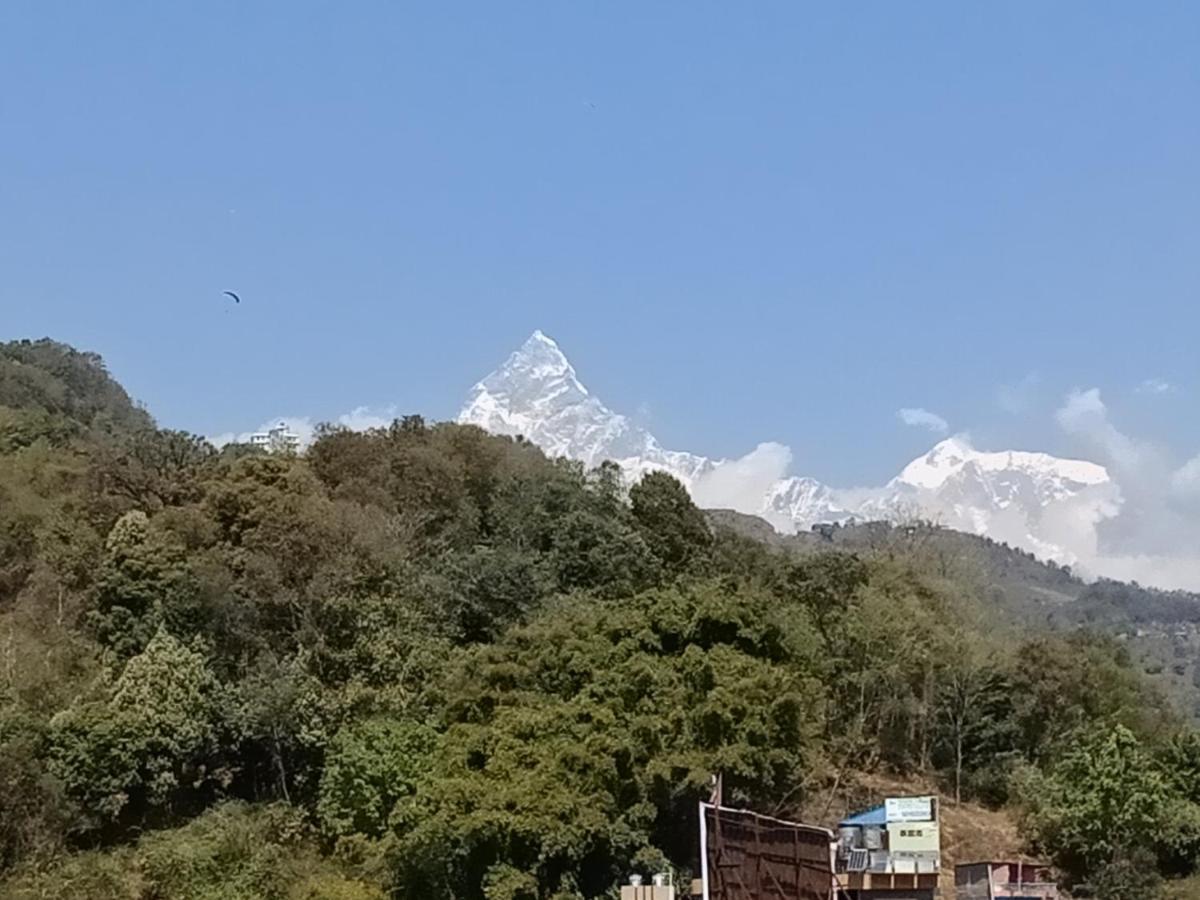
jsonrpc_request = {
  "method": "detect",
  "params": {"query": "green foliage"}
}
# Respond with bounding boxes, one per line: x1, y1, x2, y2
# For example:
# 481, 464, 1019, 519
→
1082, 849, 1166, 900
933, 655, 1018, 804
91, 428, 216, 511
1, 339, 1197, 898
48, 630, 233, 830
629, 471, 712, 577
236, 654, 330, 805
0, 802, 382, 900
317, 718, 438, 840
0, 339, 152, 437
88, 511, 202, 656
1022, 724, 1200, 900
1018, 725, 1174, 893
391, 581, 826, 898
1008, 633, 1163, 762
0, 441, 93, 603
443, 546, 552, 642
0, 713, 71, 870
0, 406, 79, 453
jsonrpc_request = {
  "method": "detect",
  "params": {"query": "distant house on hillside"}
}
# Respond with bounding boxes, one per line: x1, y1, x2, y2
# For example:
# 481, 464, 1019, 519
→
955, 861, 1059, 899
250, 422, 300, 454
812, 523, 837, 541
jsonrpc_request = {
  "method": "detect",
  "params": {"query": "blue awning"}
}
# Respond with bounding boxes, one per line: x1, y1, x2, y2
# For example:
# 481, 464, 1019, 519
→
839, 804, 887, 827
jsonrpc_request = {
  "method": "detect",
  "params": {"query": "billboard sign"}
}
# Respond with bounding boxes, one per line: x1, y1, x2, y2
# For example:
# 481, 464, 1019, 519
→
885, 796, 934, 824
699, 802, 834, 900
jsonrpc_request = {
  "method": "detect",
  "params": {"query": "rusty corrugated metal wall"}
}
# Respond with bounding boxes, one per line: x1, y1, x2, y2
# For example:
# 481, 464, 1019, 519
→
703, 804, 833, 900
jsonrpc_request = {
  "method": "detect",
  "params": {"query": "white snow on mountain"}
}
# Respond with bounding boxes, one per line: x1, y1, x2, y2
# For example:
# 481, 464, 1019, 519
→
895, 435, 1107, 496
459, 330, 716, 486
762, 477, 851, 530
458, 331, 1123, 572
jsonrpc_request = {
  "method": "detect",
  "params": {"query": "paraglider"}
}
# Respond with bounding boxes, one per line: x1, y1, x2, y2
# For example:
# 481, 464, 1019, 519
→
223, 290, 241, 304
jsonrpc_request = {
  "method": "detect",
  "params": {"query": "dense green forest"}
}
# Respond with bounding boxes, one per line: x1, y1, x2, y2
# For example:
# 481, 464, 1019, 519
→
3, 338, 1200, 899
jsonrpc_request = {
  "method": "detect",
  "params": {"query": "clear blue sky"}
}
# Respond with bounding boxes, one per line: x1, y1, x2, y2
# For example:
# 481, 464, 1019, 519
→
4, 2, 1198, 484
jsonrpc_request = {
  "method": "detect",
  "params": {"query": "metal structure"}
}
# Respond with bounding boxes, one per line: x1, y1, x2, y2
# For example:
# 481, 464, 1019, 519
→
834, 797, 940, 899
836, 796, 940, 878
699, 799, 834, 900
955, 861, 1059, 900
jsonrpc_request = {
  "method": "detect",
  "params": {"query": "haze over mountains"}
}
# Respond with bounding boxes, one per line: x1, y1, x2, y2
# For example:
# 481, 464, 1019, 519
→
459, 331, 1200, 590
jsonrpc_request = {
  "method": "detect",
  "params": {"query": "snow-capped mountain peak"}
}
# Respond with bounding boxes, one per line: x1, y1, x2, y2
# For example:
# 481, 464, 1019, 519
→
459, 332, 1117, 568
459, 331, 711, 480
763, 476, 848, 530
503, 329, 583, 386
896, 436, 1108, 496
896, 436, 975, 488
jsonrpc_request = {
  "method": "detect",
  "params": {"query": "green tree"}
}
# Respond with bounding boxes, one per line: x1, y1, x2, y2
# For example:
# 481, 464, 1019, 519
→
0, 339, 152, 436
628, 472, 711, 577
48, 630, 233, 830
237, 654, 329, 804
933, 655, 1017, 803
0, 714, 70, 871
317, 718, 437, 840
1019, 724, 1169, 894
90, 429, 215, 511
1008, 634, 1161, 762
87, 511, 199, 657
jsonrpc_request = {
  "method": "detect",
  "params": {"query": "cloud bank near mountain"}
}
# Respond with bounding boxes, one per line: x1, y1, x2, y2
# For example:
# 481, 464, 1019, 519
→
691, 442, 793, 513
897, 407, 950, 433
1051, 388, 1200, 590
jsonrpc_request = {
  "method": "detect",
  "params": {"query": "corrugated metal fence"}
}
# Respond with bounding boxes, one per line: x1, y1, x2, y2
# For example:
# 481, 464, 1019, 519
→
701, 803, 834, 900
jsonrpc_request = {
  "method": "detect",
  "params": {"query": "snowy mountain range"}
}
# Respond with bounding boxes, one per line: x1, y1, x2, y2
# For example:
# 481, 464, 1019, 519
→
459, 331, 1118, 567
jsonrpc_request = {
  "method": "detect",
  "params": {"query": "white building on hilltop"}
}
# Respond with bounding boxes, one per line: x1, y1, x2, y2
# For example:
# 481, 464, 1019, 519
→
249, 422, 300, 454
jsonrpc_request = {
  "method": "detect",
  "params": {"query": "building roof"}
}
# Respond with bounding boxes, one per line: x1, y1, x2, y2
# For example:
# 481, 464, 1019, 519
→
839, 804, 887, 827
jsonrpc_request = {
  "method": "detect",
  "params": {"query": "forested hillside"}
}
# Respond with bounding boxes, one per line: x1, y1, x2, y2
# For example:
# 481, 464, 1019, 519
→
707, 512, 1200, 718
3, 341, 1200, 899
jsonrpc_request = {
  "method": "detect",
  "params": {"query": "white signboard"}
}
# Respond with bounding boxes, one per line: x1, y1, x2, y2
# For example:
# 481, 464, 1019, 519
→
885, 796, 933, 823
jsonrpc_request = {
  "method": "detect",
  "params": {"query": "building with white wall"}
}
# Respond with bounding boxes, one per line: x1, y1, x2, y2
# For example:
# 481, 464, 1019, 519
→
249, 422, 300, 454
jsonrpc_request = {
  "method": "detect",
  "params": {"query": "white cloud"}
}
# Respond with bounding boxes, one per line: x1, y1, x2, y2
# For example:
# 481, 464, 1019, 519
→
693, 392, 1200, 590
807, 389, 1200, 591
897, 407, 949, 434
1055, 388, 1150, 473
1045, 387, 1200, 589
337, 405, 398, 431
1136, 378, 1173, 395
1172, 454, 1200, 499
692, 442, 792, 514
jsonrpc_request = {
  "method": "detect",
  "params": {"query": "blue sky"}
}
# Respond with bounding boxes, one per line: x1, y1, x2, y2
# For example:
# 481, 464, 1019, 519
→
3, 2, 1198, 485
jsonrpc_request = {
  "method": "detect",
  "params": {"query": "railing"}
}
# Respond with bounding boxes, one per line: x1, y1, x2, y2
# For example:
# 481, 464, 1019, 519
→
993, 882, 1058, 899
